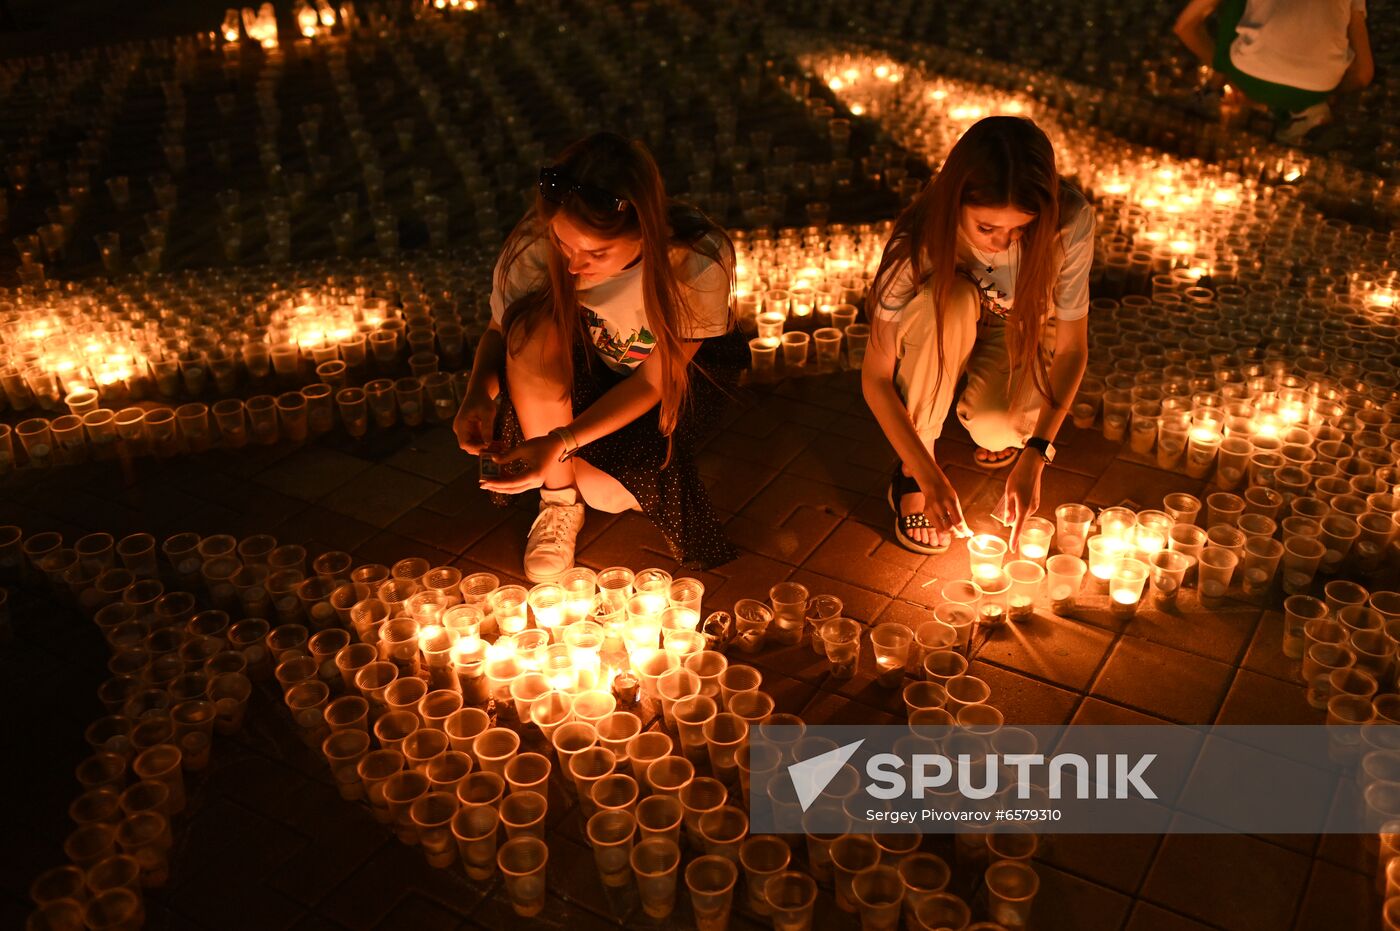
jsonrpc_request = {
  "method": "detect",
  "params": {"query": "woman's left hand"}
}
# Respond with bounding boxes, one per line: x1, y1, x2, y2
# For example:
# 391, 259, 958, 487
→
1000, 451, 1045, 549
479, 434, 566, 494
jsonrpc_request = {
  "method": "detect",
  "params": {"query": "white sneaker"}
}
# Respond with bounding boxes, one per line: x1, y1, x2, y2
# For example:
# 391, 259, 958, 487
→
1275, 102, 1331, 145
523, 487, 585, 583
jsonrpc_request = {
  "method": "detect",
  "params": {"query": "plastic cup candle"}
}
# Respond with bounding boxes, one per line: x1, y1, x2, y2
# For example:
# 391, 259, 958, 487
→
968, 535, 1009, 583
1240, 537, 1285, 597
1045, 555, 1087, 613
1016, 517, 1054, 563
1148, 551, 1193, 606
527, 583, 566, 640
1109, 559, 1150, 618
1162, 493, 1203, 526
1281, 536, 1327, 595
821, 619, 862, 679
1133, 511, 1174, 559
1087, 535, 1128, 581
733, 599, 773, 654
1283, 595, 1330, 661
1197, 547, 1239, 607
977, 570, 1012, 627
1003, 560, 1045, 621
870, 623, 913, 687
1185, 425, 1222, 477
1054, 504, 1093, 557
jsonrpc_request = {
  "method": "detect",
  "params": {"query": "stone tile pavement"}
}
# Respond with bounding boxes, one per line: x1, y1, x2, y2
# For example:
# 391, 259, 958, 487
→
0, 370, 1382, 930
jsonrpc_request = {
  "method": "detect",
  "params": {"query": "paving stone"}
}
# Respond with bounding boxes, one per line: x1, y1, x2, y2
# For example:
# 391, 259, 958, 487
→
167, 863, 307, 931
1141, 816, 1312, 931
316, 840, 487, 930
1040, 831, 1164, 898
967, 660, 1080, 725
1239, 610, 1305, 685
384, 430, 477, 484
1091, 637, 1235, 725
1084, 460, 1205, 511
1029, 863, 1133, 931
798, 689, 901, 727
1215, 669, 1323, 727
389, 506, 505, 556
1292, 861, 1377, 931
375, 893, 467, 931
723, 505, 841, 567
319, 464, 443, 529
1121, 592, 1261, 666
277, 504, 382, 553
256, 448, 375, 501
574, 510, 678, 571
352, 530, 457, 575
802, 521, 921, 597
972, 614, 1116, 693
737, 473, 867, 527
1122, 902, 1221, 931
694, 450, 778, 514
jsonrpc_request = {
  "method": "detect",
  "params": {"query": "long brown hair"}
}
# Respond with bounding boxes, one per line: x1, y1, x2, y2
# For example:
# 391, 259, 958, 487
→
497, 132, 733, 445
869, 116, 1066, 407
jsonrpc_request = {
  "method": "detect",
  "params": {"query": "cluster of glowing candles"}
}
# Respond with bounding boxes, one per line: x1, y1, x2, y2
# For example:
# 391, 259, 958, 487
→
0, 271, 478, 412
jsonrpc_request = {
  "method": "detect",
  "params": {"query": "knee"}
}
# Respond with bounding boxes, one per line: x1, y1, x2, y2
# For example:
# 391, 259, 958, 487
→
962, 408, 1022, 452
505, 325, 568, 386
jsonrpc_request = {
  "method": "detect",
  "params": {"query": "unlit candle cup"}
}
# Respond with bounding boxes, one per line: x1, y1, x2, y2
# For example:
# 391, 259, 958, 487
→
631, 837, 682, 918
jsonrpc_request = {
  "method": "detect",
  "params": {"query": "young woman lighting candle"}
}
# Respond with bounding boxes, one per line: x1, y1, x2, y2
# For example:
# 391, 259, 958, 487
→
863, 116, 1094, 554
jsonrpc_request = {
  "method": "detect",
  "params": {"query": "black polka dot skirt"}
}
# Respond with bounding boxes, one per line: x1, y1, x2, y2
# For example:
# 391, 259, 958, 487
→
492, 329, 746, 570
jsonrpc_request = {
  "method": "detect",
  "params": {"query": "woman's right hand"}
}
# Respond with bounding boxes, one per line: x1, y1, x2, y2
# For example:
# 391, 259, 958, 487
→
912, 463, 972, 539
453, 389, 497, 454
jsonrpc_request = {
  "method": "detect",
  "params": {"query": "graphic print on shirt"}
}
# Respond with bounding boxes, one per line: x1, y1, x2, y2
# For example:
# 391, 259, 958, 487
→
584, 305, 656, 367
966, 265, 1013, 320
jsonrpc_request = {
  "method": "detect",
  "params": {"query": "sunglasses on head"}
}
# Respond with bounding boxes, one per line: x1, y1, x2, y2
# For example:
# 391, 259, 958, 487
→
538, 166, 629, 214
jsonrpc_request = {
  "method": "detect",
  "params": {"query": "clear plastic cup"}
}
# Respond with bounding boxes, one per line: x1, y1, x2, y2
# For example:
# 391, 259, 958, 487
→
766, 869, 818, 930
631, 837, 682, 918
452, 803, 500, 881
636, 793, 684, 847
499, 789, 547, 842
586, 809, 637, 887
498, 836, 549, 917
740, 834, 793, 915
851, 864, 905, 931
687, 854, 739, 931
985, 859, 1039, 929
829, 833, 879, 913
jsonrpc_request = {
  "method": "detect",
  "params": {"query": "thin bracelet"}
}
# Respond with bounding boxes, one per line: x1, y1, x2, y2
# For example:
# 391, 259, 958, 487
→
550, 427, 579, 462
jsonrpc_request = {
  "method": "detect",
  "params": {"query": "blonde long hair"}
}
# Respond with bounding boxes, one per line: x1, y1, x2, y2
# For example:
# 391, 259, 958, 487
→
869, 116, 1068, 407
497, 132, 733, 444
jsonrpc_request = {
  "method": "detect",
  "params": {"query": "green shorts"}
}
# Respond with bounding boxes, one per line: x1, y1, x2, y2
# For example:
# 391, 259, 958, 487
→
1213, 0, 1332, 115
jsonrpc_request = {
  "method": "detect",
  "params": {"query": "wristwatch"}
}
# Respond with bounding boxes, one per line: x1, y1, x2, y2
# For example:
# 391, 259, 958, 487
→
1024, 436, 1056, 463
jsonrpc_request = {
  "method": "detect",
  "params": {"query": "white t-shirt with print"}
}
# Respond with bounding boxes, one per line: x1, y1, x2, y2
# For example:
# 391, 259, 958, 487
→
489, 232, 733, 374
1230, 0, 1365, 93
875, 187, 1095, 325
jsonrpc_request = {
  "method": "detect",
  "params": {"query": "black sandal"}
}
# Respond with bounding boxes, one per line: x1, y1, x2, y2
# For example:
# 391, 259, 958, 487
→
886, 466, 950, 556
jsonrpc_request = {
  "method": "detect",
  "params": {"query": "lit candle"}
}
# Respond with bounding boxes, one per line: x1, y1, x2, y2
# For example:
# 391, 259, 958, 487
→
452, 634, 489, 704
968, 534, 1008, 582
1109, 559, 1149, 618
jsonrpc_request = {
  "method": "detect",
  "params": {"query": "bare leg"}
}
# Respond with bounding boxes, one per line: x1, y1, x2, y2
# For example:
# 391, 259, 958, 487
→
505, 325, 576, 491
507, 326, 641, 511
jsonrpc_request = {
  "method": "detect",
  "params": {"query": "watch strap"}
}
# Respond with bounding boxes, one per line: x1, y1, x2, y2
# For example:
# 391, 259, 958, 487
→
1025, 436, 1054, 461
